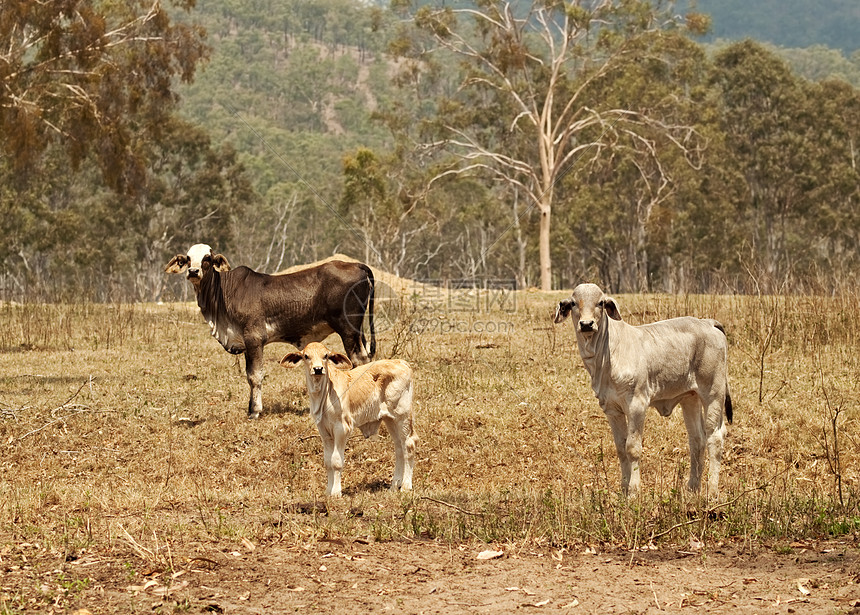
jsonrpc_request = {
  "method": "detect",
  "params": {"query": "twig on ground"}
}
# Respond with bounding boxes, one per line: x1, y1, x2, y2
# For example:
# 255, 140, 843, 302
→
13, 377, 106, 442
420, 496, 484, 517
15, 407, 92, 442
118, 523, 156, 562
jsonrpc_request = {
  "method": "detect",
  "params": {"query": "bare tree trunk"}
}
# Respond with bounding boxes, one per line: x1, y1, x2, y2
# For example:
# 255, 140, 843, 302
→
512, 192, 528, 289
539, 206, 552, 290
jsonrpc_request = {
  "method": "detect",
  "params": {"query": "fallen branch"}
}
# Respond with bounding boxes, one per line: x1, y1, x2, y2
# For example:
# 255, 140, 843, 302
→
15, 407, 92, 441
14, 377, 98, 442
420, 496, 484, 517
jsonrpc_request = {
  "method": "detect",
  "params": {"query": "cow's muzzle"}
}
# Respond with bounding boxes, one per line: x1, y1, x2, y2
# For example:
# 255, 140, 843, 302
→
312, 367, 324, 376
579, 320, 595, 333
187, 269, 200, 279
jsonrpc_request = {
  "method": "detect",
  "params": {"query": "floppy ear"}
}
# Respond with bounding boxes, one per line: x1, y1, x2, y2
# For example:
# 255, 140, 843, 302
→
164, 254, 189, 274
603, 296, 622, 321
554, 299, 573, 324
280, 353, 304, 368
326, 353, 353, 370
212, 254, 231, 272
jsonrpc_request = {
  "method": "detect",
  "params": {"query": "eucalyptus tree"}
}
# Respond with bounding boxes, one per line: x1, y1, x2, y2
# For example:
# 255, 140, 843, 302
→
709, 41, 824, 286
804, 78, 860, 281
0, 0, 208, 193
391, 0, 707, 290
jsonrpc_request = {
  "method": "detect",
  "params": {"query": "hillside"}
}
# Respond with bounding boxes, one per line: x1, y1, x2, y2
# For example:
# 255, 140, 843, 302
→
686, 0, 860, 53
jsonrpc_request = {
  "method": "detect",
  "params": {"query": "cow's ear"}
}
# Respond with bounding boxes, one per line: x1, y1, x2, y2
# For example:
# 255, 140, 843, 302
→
164, 254, 189, 274
604, 296, 622, 321
280, 353, 304, 368
327, 353, 353, 370
212, 254, 231, 272
554, 299, 573, 323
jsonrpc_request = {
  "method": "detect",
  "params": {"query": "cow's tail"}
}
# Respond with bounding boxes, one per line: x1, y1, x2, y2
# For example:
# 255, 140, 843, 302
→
363, 264, 377, 359
725, 388, 733, 425
712, 320, 734, 425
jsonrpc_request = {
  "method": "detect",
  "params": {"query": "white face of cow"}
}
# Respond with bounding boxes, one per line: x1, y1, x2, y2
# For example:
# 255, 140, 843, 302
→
185, 243, 213, 282
554, 283, 622, 337
164, 244, 217, 294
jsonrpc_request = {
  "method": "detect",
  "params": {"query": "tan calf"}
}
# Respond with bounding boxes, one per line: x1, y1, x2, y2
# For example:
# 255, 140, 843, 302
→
281, 342, 416, 497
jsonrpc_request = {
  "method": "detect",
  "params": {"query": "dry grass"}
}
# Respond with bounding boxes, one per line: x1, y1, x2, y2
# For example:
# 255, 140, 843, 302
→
1, 289, 859, 576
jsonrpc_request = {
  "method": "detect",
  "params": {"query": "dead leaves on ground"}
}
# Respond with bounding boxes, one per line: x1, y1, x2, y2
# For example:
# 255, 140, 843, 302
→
126, 570, 189, 596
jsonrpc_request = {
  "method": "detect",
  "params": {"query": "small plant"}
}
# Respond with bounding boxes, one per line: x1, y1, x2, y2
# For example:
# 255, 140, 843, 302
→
123, 561, 138, 582
56, 573, 90, 594
772, 543, 795, 555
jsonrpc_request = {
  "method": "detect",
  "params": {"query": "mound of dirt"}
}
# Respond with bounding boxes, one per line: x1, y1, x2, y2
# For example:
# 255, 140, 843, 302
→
279, 254, 432, 298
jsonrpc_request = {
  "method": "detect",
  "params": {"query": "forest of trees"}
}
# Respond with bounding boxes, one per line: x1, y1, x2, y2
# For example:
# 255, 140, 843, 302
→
1, 0, 858, 301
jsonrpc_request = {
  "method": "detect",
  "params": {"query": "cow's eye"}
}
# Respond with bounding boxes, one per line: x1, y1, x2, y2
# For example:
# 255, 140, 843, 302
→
303, 354, 309, 360
598, 300, 604, 308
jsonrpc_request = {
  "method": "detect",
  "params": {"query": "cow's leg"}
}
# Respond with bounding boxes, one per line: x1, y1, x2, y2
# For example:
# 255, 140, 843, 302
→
624, 401, 647, 498
603, 405, 633, 496
339, 326, 370, 366
244, 342, 265, 419
681, 395, 707, 492
703, 393, 726, 497
327, 420, 349, 497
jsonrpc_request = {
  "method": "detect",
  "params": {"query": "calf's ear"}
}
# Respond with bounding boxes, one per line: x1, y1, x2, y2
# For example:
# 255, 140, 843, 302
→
212, 254, 231, 272
280, 353, 304, 368
164, 254, 189, 273
327, 353, 353, 370
604, 296, 622, 321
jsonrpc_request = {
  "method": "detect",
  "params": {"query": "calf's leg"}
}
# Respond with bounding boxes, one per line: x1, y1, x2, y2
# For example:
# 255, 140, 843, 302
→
383, 413, 416, 491
325, 421, 349, 497
318, 427, 338, 497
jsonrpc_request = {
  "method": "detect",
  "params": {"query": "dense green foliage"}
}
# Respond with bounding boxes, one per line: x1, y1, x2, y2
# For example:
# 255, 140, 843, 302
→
1, 0, 859, 300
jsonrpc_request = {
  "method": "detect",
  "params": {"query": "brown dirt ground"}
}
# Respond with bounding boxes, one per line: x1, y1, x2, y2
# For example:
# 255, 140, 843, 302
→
4, 538, 860, 614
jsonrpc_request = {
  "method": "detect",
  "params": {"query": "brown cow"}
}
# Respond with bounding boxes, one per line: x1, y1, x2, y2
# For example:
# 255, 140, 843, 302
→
166, 244, 375, 419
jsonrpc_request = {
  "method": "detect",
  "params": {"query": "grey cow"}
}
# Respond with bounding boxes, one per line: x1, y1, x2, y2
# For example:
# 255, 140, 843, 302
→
554, 283, 733, 498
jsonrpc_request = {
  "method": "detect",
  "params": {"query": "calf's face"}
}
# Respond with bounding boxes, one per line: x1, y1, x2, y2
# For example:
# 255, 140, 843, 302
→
554, 283, 621, 336
281, 342, 353, 394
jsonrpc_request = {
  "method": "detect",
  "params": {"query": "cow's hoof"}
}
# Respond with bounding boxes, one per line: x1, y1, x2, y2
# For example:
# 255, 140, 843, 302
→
247, 412, 261, 420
